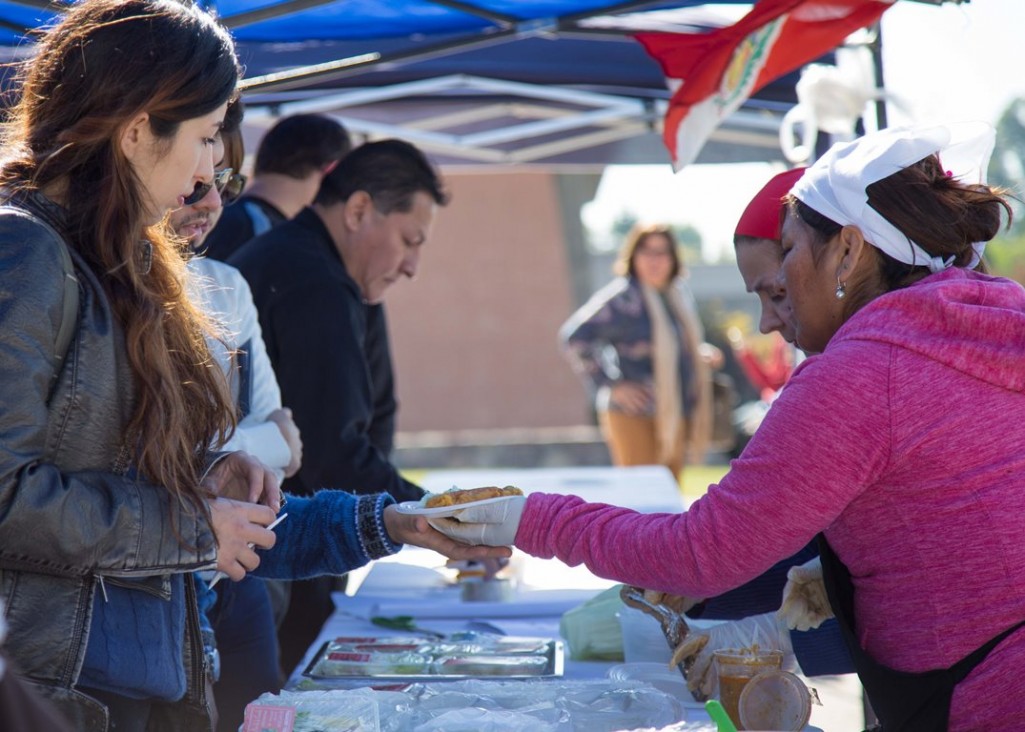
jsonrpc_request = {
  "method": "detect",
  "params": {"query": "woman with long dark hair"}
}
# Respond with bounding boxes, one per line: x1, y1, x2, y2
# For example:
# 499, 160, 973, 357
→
560, 224, 713, 478
0, 12, 505, 721
0, 2, 278, 728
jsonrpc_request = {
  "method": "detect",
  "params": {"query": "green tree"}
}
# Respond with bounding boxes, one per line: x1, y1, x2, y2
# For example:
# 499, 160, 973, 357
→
671, 223, 703, 264
610, 209, 639, 241
990, 97, 1025, 236
984, 232, 1025, 285
986, 97, 1025, 281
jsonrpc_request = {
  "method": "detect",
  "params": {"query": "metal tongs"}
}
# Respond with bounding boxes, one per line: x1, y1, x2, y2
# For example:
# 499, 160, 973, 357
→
619, 585, 705, 699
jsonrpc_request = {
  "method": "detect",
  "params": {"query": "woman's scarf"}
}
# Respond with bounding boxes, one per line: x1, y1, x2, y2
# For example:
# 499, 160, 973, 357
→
641, 281, 712, 465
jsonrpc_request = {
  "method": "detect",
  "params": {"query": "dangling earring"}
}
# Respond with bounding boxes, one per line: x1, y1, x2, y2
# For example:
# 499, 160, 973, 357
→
137, 240, 153, 275
835, 277, 846, 300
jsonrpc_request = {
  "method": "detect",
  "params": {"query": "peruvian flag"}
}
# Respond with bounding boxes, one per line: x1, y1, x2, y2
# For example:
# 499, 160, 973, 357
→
636, 0, 894, 170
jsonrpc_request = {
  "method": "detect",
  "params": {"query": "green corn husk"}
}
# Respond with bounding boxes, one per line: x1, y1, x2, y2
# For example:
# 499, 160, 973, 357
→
559, 585, 626, 661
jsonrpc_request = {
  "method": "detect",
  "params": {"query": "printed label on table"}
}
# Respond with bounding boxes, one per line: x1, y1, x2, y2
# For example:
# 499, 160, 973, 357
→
242, 704, 296, 732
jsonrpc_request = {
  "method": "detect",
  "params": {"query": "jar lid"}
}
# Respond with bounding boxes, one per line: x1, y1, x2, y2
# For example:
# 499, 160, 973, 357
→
737, 670, 812, 731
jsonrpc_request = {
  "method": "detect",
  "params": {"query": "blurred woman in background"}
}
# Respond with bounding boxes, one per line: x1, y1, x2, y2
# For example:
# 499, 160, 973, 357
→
560, 224, 713, 478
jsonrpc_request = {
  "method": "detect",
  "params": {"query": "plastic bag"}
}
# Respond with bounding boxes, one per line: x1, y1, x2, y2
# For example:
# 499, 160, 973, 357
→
559, 585, 625, 661
413, 707, 557, 732
244, 689, 380, 732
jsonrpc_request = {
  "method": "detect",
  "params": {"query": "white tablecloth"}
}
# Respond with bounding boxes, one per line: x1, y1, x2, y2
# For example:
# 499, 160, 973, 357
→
283, 466, 713, 728
420, 464, 687, 514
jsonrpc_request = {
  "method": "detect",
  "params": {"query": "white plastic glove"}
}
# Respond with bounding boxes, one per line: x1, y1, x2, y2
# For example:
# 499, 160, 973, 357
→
639, 589, 704, 616
669, 612, 794, 701
777, 556, 833, 631
427, 496, 526, 546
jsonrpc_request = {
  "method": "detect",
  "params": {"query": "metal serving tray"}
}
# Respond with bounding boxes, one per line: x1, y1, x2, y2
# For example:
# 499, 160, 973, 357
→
301, 638, 564, 682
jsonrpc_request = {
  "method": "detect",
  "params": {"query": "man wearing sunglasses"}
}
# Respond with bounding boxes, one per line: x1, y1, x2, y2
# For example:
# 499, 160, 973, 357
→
174, 114, 302, 732
176, 166, 247, 238
175, 141, 303, 485
198, 113, 406, 677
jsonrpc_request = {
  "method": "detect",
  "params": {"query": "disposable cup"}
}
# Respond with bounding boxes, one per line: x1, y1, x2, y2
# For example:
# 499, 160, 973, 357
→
616, 609, 672, 664
460, 577, 513, 602
713, 649, 783, 729
738, 669, 812, 731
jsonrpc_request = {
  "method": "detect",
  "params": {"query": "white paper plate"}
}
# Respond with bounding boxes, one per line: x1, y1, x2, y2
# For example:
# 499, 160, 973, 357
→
394, 495, 521, 517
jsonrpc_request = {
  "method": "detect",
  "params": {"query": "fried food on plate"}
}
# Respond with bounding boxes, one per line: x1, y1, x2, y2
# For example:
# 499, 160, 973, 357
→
424, 485, 523, 509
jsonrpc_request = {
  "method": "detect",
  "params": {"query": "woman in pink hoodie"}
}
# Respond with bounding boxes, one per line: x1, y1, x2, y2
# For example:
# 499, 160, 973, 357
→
438, 123, 1025, 731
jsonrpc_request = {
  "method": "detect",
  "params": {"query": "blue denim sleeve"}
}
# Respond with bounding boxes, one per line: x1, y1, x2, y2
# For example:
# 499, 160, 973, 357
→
193, 574, 217, 639
252, 492, 398, 579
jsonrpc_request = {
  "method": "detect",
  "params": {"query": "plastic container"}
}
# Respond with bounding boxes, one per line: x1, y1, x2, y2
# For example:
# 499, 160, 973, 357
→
431, 654, 550, 676
738, 670, 812, 731
445, 631, 550, 654
310, 651, 431, 677
713, 649, 784, 729
616, 608, 672, 664
460, 577, 514, 602
328, 636, 433, 654
607, 662, 690, 702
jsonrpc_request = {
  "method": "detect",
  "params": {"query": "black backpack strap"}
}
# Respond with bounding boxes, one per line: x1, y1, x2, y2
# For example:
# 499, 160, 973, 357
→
52, 221, 79, 373
236, 337, 253, 419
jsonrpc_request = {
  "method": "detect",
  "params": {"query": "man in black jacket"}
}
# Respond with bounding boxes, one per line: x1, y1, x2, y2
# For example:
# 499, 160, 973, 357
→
231, 139, 445, 504
202, 113, 399, 461
230, 139, 448, 671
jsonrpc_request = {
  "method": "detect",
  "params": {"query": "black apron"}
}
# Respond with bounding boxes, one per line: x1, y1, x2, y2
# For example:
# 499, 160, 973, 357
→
817, 535, 1025, 732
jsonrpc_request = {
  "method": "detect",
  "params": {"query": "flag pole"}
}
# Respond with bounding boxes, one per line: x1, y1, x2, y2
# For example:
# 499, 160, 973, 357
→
869, 21, 888, 129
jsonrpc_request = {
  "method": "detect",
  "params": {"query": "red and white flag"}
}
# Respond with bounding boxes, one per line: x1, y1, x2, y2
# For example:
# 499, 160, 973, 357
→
635, 0, 895, 170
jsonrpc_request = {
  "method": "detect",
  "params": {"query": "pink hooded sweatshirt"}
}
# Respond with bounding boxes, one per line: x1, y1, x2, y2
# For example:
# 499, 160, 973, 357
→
518, 268, 1025, 729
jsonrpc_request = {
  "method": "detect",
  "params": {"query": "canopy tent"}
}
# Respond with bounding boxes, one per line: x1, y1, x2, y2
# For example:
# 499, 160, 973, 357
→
222, 1, 804, 167
0, 0, 963, 437
0, 1, 804, 167
234, 1, 808, 166
0, 0, 952, 167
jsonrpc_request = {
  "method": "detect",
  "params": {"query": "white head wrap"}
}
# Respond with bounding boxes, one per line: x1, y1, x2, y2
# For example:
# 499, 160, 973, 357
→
790, 122, 996, 272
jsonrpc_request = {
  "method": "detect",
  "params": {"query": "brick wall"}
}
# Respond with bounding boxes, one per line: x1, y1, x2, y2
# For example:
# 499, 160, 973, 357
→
384, 170, 594, 432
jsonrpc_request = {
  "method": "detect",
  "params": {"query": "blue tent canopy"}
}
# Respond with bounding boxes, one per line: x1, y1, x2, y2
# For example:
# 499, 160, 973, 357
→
0, 1, 805, 166
214, 0, 742, 42
0, 1, 749, 47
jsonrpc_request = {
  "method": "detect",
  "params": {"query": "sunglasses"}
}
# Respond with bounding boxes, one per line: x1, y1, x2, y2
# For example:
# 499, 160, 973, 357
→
182, 167, 247, 207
